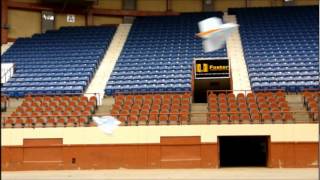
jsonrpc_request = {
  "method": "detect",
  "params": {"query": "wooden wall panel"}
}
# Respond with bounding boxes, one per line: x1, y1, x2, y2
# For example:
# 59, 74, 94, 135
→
93, 16, 123, 25
55, 14, 85, 29
12, 0, 40, 2
249, 0, 272, 7
270, 142, 318, 168
172, 0, 202, 12
137, 0, 167, 12
23, 138, 62, 146
1, 0, 9, 44
201, 144, 218, 168
8, 9, 41, 38
213, 0, 245, 12
2, 141, 318, 171
23, 147, 62, 162
93, 0, 122, 9
295, 0, 319, 5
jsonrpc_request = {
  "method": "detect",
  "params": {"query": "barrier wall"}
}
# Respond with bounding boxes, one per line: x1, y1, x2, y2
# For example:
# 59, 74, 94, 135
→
1, 124, 318, 170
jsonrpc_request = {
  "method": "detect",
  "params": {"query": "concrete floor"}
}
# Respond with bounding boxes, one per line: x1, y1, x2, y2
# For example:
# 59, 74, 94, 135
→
2, 168, 318, 180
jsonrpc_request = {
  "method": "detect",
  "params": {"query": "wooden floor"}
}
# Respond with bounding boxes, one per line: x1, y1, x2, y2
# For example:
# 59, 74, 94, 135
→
2, 168, 317, 180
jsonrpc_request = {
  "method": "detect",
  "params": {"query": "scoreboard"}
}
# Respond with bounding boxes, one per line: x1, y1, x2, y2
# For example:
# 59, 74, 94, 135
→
194, 58, 229, 79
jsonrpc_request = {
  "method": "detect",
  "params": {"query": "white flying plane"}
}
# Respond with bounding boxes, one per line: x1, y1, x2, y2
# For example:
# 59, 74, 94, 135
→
196, 17, 239, 52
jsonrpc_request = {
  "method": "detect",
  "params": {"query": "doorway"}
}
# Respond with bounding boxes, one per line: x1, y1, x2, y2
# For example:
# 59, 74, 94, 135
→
219, 136, 269, 167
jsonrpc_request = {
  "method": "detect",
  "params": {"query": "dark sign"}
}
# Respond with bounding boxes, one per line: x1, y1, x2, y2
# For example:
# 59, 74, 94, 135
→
194, 58, 229, 79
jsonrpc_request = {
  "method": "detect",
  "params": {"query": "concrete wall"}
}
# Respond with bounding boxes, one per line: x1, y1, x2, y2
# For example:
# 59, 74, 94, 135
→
2, 124, 318, 145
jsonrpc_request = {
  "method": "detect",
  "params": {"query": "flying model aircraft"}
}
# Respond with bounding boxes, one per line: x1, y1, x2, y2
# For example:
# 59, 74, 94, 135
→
196, 17, 239, 52
93, 116, 121, 134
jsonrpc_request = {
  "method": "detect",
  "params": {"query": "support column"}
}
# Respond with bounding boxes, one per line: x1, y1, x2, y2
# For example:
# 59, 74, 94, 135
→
1, 0, 9, 44
86, 9, 93, 26
123, 0, 136, 23
167, 0, 172, 12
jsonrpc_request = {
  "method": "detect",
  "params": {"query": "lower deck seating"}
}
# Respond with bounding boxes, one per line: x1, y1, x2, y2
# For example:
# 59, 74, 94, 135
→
303, 91, 319, 121
111, 93, 191, 125
207, 91, 294, 124
2, 95, 97, 128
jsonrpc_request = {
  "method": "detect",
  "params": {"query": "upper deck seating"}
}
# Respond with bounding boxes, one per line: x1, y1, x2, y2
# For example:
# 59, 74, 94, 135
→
1, 26, 116, 97
105, 12, 227, 96
229, 6, 319, 92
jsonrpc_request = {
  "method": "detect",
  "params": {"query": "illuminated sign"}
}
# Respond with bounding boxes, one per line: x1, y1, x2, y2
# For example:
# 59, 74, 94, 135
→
194, 58, 229, 79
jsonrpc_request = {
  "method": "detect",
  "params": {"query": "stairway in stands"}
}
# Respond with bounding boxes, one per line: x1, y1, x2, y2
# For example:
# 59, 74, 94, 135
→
223, 14, 251, 93
1, 98, 23, 118
1, 42, 13, 55
190, 103, 208, 124
85, 24, 132, 103
286, 94, 312, 123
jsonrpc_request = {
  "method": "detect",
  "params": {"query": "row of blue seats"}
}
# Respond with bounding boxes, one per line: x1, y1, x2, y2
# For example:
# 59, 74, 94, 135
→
105, 84, 192, 96
1, 86, 84, 97
3, 81, 87, 87
15, 68, 95, 73
12, 71, 93, 78
249, 71, 319, 77
10, 76, 90, 82
109, 74, 191, 79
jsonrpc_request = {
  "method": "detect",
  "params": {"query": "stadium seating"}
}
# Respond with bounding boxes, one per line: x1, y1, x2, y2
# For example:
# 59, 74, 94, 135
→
1, 26, 116, 97
207, 91, 294, 124
2, 95, 97, 128
229, 6, 319, 92
1, 95, 8, 112
111, 93, 191, 125
105, 12, 227, 95
302, 91, 319, 121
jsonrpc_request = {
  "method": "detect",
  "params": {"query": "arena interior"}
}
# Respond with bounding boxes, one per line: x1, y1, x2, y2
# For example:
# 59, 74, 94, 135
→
1, 0, 319, 171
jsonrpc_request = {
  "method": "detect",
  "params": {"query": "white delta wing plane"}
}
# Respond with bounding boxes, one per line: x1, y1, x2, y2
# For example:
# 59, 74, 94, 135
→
196, 17, 239, 52
93, 116, 121, 135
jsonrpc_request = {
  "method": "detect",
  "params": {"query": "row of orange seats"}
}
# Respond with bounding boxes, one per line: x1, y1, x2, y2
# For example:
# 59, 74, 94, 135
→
207, 92, 293, 124
117, 113, 190, 125
3, 95, 97, 128
112, 93, 191, 125
208, 112, 294, 123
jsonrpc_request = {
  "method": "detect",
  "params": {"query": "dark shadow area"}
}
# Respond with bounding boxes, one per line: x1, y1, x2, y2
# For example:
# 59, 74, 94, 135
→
219, 136, 269, 167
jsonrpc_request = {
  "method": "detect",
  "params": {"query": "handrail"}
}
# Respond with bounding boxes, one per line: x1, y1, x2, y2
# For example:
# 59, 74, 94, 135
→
1, 63, 15, 84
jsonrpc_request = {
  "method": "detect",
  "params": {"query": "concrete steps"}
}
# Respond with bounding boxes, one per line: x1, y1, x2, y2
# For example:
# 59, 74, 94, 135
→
190, 103, 208, 124
286, 94, 312, 123
95, 96, 114, 116
1, 98, 23, 117
85, 24, 132, 104
223, 14, 251, 94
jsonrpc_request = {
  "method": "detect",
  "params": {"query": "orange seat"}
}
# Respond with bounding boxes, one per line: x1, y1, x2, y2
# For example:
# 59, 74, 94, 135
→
272, 112, 283, 122
169, 114, 179, 124
219, 114, 229, 123
251, 113, 261, 122
129, 115, 138, 125
240, 113, 251, 122
208, 113, 219, 123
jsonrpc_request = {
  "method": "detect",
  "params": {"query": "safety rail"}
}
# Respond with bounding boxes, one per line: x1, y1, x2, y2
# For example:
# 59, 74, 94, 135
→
1, 63, 15, 84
